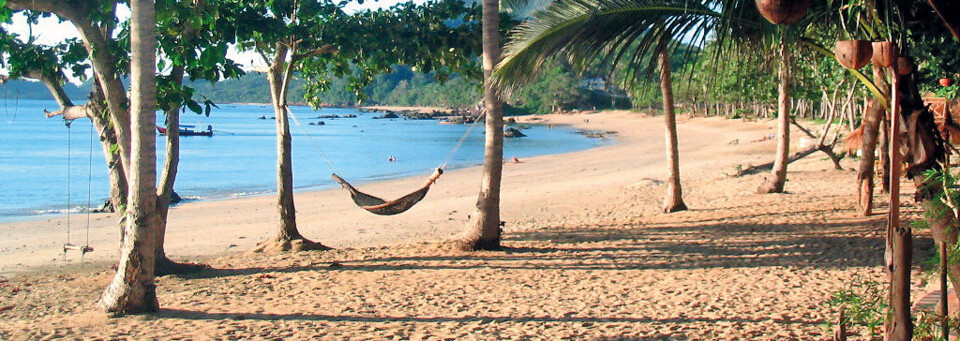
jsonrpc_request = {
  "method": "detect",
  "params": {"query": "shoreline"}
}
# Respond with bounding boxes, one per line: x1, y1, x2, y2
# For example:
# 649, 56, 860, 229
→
0, 116, 594, 225
0, 111, 620, 274
1, 110, 909, 340
0, 111, 802, 275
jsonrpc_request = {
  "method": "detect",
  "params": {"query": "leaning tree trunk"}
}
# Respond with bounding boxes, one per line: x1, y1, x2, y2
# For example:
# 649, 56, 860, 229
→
879, 116, 891, 193
154, 66, 206, 275
659, 51, 687, 213
856, 100, 883, 216
856, 66, 889, 216
34, 71, 128, 213
99, 0, 159, 314
758, 36, 791, 194
254, 43, 327, 253
89, 81, 129, 213
458, 0, 504, 251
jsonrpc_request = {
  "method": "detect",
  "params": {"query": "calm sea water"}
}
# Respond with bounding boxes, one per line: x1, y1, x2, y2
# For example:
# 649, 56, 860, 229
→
0, 100, 603, 221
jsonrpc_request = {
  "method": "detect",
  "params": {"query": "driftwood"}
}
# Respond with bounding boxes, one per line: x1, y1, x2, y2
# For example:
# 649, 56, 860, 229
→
732, 119, 844, 177
732, 144, 821, 176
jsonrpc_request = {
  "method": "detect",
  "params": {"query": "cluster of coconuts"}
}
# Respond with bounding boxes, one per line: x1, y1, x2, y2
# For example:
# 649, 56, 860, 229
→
754, 0, 912, 74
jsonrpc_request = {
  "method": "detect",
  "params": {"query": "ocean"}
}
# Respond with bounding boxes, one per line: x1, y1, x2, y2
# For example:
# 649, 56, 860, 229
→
0, 100, 603, 222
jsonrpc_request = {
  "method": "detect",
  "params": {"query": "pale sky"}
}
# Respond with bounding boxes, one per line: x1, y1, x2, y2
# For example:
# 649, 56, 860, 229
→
1, 0, 423, 82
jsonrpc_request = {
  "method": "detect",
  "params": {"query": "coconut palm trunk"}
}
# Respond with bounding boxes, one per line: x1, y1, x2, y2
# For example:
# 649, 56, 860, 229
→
758, 35, 791, 194
99, 0, 159, 314
459, 0, 504, 251
855, 66, 888, 216
659, 51, 687, 213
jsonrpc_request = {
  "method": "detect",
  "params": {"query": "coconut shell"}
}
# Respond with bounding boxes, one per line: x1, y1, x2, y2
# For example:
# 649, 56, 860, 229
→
835, 40, 873, 69
755, 0, 812, 25
871, 41, 896, 68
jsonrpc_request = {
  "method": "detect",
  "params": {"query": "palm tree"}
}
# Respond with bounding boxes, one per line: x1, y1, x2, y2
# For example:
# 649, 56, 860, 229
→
99, 0, 160, 314
658, 49, 688, 212
459, 0, 506, 250
756, 31, 791, 194
495, 0, 746, 212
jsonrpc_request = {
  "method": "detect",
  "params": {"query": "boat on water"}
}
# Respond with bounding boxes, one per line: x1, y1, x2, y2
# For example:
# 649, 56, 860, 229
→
157, 124, 214, 136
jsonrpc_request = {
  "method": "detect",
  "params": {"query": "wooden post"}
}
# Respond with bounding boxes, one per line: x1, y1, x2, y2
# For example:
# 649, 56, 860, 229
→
940, 149, 951, 341
942, 240, 950, 341
885, 60, 912, 340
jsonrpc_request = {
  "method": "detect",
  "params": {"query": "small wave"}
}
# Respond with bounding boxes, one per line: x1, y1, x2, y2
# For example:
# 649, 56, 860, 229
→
30, 206, 95, 215
229, 190, 272, 198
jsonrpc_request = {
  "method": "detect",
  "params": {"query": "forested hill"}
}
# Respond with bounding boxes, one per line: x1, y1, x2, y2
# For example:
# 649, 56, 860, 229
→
186, 65, 630, 113
181, 65, 485, 108
0, 65, 630, 114
0, 79, 91, 101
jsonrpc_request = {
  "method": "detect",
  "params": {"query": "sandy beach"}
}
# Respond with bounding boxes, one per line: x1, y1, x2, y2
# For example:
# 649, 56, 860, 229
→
0, 111, 933, 339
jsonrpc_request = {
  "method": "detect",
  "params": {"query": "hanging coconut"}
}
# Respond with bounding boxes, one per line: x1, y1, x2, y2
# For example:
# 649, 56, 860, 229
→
871, 41, 896, 68
755, 0, 812, 25
897, 57, 913, 75
835, 40, 873, 69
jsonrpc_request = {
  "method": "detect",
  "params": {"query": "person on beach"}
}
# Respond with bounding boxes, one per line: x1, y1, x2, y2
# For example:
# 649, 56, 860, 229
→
511, 156, 521, 164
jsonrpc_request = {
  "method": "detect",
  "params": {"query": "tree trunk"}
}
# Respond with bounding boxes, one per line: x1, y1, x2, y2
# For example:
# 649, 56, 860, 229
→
885, 57, 911, 341
31, 70, 128, 213
154, 66, 206, 275
88, 78, 129, 213
856, 67, 889, 216
758, 36, 791, 194
658, 51, 687, 213
254, 43, 327, 253
9, 0, 137, 174
99, 0, 159, 314
880, 116, 891, 193
458, 0, 504, 251
856, 101, 884, 216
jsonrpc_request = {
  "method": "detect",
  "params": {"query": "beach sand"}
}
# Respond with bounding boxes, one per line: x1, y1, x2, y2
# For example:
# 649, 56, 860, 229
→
0, 111, 934, 340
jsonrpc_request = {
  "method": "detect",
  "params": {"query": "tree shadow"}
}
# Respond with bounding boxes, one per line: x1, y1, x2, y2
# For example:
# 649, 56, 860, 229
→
185, 218, 934, 279
155, 308, 775, 325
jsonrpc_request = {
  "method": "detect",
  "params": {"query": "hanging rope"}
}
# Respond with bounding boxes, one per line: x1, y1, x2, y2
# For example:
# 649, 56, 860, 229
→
64, 120, 72, 258
286, 105, 340, 175
83, 121, 95, 257
285, 105, 483, 215
439, 110, 486, 169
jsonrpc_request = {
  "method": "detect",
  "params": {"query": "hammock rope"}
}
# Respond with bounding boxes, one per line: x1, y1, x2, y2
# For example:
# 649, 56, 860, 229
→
286, 105, 481, 215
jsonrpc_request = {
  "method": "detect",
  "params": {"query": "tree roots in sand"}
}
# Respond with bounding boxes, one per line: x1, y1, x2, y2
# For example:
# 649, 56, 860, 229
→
662, 201, 688, 213
251, 237, 331, 253
453, 238, 502, 252
757, 178, 785, 194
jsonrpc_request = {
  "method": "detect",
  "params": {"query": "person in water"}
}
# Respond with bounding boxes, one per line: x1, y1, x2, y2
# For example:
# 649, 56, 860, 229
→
388, 156, 397, 162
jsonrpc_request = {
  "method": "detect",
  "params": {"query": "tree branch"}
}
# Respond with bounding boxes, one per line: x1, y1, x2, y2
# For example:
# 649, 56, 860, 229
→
6, 69, 95, 120
290, 44, 337, 63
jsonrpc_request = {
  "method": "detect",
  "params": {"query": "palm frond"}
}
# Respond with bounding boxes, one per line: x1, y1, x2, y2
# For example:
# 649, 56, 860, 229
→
494, 0, 769, 92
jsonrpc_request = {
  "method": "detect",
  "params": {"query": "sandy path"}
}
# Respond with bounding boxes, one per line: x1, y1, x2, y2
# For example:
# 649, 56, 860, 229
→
0, 111, 935, 340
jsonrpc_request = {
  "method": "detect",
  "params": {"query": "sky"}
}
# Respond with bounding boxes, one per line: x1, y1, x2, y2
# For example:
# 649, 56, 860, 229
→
0, 0, 425, 82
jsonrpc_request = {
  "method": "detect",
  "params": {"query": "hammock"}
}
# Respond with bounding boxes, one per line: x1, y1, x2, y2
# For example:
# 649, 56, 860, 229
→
331, 168, 443, 215
288, 106, 482, 215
